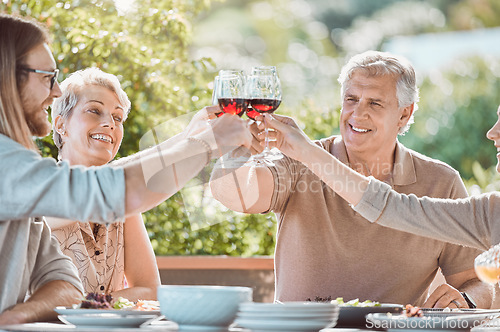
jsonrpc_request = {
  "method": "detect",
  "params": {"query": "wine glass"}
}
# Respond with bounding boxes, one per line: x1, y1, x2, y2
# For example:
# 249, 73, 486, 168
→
474, 245, 500, 284
212, 70, 250, 167
247, 66, 282, 163
212, 70, 248, 117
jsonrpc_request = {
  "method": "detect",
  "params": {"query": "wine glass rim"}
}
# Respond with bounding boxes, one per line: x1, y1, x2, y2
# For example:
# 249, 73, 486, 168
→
218, 69, 244, 75
252, 65, 276, 69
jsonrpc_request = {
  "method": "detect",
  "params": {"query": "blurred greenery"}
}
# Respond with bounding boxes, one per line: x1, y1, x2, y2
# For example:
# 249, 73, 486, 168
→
2, 0, 500, 256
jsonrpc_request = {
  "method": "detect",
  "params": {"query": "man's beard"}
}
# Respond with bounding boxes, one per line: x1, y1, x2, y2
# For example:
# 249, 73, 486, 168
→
26, 110, 51, 138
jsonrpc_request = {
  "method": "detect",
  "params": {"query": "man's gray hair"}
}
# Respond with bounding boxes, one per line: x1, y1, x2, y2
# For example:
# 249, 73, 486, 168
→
338, 51, 419, 135
51, 67, 131, 149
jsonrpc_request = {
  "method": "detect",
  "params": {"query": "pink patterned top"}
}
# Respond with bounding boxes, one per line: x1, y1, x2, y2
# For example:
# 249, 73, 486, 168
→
52, 222, 125, 294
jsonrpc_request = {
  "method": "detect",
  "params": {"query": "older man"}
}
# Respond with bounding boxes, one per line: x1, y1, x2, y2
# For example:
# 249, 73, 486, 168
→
0, 13, 251, 323
211, 51, 493, 308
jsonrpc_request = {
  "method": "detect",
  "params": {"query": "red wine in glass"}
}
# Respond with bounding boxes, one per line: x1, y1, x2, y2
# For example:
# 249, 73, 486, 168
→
217, 98, 249, 117
246, 108, 260, 120
250, 99, 281, 114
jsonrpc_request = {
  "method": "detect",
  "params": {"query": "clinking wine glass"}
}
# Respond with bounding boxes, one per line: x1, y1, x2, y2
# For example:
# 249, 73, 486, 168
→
212, 70, 248, 117
212, 70, 250, 167
247, 66, 282, 163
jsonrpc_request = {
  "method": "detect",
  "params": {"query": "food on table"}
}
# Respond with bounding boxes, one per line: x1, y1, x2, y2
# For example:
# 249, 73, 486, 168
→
404, 304, 423, 317
307, 296, 381, 307
75, 293, 159, 311
113, 297, 135, 309
333, 297, 381, 307
79, 292, 113, 309
306, 296, 333, 302
135, 300, 160, 311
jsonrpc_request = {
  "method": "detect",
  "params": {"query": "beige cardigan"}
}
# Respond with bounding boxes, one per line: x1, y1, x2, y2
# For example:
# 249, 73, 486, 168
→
353, 177, 500, 250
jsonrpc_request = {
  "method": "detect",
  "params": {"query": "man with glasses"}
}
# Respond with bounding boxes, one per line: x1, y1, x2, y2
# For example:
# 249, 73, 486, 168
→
19, 67, 59, 90
0, 13, 252, 323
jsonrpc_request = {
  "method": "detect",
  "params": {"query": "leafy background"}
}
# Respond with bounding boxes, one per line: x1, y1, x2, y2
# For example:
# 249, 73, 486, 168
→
2, 0, 500, 256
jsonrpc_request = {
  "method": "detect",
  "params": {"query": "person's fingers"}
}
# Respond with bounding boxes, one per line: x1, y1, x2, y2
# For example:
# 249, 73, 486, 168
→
205, 105, 221, 119
249, 123, 262, 137
251, 137, 264, 153
243, 129, 253, 150
260, 130, 278, 140
422, 284, 467, 308
422, 284, 447, 308
253, 114, 264, 122
256, 120, 265, 131
434, 295, 467, 309
266, 140, 279, 149
240, 117, 254, 150
263, 113, 293, 132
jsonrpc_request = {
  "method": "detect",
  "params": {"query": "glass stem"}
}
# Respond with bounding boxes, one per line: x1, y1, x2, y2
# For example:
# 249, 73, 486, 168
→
264, 117, 270, 152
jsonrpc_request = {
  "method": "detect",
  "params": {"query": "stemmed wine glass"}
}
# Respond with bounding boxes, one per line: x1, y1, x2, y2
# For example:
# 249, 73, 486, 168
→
247, 66, 283, 163
212, 70, 248, 117
212, 70, 250, 167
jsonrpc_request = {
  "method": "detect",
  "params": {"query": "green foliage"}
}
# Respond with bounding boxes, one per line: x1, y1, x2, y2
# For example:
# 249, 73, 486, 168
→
462, 162, 500, 197
2, 0, 281, 256
146, 196, 276, 256
3, 0, 213, 157
400, 56, 500, 179
3, 0, 500, 257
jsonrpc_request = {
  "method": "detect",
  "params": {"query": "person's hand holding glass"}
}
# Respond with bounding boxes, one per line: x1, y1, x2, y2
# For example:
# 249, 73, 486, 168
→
247, 66, 283, 164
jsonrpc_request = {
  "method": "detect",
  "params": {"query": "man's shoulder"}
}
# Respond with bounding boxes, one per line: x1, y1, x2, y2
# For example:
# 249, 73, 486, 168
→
0, 133, 39, 161
0, 133, 21, 149
315, 135, 340, 151
403, 145, 460, 177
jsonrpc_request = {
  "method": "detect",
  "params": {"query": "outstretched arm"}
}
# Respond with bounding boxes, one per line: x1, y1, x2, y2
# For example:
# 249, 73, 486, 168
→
210, 119, 277, 214
263, 114, 368, 205
265, 113, 496, 250
123, 108, 253, 216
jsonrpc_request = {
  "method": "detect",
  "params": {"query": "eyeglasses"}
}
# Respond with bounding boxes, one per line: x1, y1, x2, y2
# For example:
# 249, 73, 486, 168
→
19, 67, 59, 90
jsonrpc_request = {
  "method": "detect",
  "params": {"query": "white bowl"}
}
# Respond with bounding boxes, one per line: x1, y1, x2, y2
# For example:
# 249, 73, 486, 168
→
158, 285, 253, 329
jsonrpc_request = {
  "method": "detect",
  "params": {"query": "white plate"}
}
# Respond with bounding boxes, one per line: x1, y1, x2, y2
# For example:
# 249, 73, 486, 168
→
177, 325, 232, 331
336, 303, 404, 328
422, 308, 500, 316
366, 313, 497, 331
55, 306, 160, 316
237, 311, 338, 320
58, 313, 158, 328
234, 317, 336, 331
239, 302, 338, 315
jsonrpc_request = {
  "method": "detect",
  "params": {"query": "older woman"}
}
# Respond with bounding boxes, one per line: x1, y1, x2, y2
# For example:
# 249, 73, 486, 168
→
264, 105, 500, 252
47, 68, 160, 301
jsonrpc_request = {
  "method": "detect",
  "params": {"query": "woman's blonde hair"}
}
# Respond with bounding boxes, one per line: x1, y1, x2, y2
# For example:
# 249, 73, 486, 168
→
51, 67, 131, 150
0, 13, 51, 150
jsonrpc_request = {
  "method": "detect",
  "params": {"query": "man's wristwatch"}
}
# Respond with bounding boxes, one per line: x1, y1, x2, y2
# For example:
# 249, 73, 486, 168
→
461, 292, 477, 309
